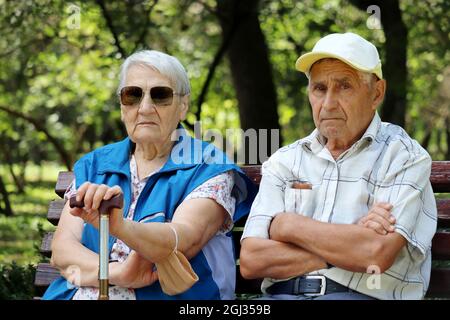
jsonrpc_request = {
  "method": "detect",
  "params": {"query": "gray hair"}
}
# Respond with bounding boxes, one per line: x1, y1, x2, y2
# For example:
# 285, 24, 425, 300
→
117, 50, 191, 96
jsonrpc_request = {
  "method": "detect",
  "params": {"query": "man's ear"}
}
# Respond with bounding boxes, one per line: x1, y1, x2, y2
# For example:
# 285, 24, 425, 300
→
179, 94, 190, 121
372, 79, 386, 111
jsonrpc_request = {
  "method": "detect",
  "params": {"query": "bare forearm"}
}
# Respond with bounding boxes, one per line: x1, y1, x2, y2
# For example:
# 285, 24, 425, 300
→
240, 237, 327, 279
113, 220, 182, 262
51, 240, 100, 287
112, 198, 226, 262
272, 214, 382, 272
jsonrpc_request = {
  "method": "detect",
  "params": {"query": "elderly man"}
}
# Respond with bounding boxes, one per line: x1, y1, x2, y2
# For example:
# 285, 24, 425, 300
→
240, 32, 437, 300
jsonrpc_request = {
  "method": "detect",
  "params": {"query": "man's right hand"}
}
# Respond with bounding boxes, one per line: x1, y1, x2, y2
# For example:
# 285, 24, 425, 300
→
357, 202, 396, 235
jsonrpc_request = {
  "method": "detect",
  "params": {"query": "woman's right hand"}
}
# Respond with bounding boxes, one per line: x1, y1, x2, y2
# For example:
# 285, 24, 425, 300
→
69, 182, 124, 234
110, 251, 158, 288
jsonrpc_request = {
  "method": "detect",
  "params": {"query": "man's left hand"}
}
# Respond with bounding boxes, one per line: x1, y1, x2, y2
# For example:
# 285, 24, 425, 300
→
357, 202, 395, 235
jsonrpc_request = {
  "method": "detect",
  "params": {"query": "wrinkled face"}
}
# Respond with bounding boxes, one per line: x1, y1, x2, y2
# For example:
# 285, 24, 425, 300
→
308, 59, 384, 144
120, 64, 188, 146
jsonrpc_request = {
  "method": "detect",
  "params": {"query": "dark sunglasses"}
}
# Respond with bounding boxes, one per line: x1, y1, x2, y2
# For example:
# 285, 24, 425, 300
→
119, 86, 180, 107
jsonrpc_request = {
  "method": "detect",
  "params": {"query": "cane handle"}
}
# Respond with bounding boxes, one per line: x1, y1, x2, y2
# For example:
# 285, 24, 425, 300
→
69, 193, 124, 215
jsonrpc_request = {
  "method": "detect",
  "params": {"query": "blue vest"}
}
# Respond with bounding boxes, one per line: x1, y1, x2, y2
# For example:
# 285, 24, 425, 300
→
43, 127, 256, 300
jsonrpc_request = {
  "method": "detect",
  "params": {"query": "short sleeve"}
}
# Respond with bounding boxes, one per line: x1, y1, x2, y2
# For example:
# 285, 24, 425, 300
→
241, 158, 287, 240
374, 146, 437, 258
183, 171, 236, 234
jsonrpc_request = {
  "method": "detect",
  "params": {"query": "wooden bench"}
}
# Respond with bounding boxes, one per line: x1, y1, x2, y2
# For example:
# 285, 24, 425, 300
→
35, 162, 450, 298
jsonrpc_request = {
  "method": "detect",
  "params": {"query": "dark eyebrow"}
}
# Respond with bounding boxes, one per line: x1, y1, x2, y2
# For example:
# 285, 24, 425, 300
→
310, 80, 325, 86
335, 77, 352, 84
310, 77, 353, 85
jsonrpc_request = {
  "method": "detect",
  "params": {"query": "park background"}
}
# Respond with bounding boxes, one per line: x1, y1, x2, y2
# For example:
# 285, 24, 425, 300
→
0, 0, 448, 299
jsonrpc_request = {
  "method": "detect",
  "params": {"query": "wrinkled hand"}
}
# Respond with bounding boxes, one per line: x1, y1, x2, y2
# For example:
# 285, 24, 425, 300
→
357, 202, 396, 235
69, 182, 124, 234
110, 251, 158, 289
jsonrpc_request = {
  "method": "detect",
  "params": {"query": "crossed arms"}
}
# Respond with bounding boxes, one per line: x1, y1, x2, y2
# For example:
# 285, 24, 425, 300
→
240, 207, 407, 280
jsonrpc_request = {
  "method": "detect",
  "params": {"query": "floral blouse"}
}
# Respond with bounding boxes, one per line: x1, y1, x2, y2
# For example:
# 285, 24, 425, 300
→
65, 154, 235, 300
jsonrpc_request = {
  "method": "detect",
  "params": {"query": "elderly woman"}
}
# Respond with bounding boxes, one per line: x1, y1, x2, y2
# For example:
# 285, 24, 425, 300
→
43, 50, 256, 300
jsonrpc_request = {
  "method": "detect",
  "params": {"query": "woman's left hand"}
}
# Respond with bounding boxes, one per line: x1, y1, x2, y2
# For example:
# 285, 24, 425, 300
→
110, 251, 158, 288
69, 182, 124, 234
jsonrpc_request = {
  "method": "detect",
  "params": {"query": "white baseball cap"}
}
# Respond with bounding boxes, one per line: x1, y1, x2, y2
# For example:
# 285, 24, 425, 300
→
295, 32, 383, 79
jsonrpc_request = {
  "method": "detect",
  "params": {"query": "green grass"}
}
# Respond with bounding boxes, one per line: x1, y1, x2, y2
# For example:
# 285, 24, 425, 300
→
0, 162, 64, 266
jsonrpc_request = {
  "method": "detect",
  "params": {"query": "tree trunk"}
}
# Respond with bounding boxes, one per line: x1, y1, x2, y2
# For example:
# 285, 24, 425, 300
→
446, 116, 450, 160
7, 162, 25, 194
378, 0, 408, 127
0, 134, 26, 194
216, 0, 281, 164
348, 0, 408, 127
0, 175, 13, 216
1, 148, 25, 194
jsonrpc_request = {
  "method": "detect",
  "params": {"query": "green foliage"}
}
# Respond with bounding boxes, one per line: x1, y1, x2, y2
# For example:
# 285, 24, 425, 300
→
0, 262, 36, 299
0, 0, 447, 299
0, 163, 59, 265
401, 0, 450, 159
0, 162, 56, 300
0, 0, 447, 261
0, 0, 447, 163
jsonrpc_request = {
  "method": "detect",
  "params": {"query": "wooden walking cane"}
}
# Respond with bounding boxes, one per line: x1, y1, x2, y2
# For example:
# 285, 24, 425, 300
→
70, 193, 124, 300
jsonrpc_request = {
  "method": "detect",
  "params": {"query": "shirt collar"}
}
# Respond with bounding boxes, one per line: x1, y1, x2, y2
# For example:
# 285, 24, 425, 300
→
300, 128, 325, 154
300, 112, 381, 155
360, 111, 381, 144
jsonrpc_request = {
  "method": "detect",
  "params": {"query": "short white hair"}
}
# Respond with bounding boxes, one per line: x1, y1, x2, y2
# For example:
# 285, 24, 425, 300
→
117, 50, 191, 96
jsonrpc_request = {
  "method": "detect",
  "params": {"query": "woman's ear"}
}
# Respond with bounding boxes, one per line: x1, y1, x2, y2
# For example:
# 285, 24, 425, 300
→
120, 107, 125, 122
372, 79, 386, 111
179, 94, 189, 121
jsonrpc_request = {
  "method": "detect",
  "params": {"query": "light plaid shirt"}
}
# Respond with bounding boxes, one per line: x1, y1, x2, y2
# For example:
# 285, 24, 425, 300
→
242, 112, 437, 300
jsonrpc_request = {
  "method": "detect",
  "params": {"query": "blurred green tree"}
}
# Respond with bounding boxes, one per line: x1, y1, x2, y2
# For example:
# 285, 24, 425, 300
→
0, 0, 447, 185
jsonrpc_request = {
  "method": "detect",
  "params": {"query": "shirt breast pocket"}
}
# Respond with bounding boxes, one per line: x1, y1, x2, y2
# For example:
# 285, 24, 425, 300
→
284, 187, 316, 217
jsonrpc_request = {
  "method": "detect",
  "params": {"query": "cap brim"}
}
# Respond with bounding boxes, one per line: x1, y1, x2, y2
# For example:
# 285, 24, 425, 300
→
295, 52, 383, 79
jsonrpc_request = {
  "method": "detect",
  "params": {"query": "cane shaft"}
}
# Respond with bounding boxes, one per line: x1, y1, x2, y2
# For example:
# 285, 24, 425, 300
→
98, 214, 109, 300
98, 279, 109, 300
68, 193, 124, 301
